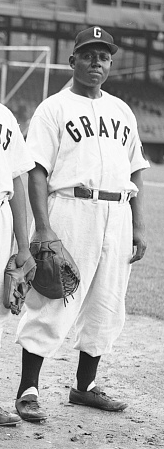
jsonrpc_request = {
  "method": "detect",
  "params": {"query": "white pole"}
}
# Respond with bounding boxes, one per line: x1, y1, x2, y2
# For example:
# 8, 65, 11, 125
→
0, 46, 50, 52
0, 62, 7, 104
42, 48, 51, 100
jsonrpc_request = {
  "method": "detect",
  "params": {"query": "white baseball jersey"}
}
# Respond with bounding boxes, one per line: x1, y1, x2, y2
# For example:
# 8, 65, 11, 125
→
26, 87, 149, 194
0, 103, 35, 199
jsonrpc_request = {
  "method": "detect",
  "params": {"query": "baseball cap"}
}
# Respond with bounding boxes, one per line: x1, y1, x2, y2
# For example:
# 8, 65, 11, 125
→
73, 26, 118, 55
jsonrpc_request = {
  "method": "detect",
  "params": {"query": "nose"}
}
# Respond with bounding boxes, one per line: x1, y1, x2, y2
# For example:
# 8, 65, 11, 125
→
91, 54, 101, 66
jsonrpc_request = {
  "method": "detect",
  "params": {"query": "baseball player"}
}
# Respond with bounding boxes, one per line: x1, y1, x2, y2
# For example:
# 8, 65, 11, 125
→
0, 103, 35, 425
15, 26, 149, 422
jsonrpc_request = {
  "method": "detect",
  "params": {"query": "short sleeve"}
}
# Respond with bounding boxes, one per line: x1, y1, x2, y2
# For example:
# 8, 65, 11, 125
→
128, 112, 150, 173
26, 114, 59, 175
4, 111, 35, 178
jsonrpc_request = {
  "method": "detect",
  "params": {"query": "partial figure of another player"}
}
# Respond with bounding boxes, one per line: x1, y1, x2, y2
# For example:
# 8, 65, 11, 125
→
0, 104, 35, 426
15, 26, 149, 422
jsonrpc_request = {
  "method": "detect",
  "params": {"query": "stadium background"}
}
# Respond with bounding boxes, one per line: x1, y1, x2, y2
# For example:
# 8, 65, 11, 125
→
0, 5, 163, 447
0, 0, 164, 163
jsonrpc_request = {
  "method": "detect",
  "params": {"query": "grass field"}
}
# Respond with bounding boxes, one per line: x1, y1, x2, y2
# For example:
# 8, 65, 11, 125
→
23, 160, 164, 321
126, 161, 164, 320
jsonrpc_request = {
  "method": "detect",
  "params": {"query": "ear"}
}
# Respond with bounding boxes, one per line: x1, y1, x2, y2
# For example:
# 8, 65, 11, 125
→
110, 59, 113, 66
69, 55, 75, 69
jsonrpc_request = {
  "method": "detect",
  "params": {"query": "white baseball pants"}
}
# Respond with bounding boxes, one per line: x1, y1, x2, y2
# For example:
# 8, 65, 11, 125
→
16, 193, 132, 357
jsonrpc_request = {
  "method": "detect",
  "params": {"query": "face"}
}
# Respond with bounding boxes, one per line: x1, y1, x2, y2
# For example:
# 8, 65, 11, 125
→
70, 43, 112, 89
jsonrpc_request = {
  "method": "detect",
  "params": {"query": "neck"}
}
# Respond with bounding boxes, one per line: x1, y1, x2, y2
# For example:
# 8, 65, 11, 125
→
70, 82, 102, 99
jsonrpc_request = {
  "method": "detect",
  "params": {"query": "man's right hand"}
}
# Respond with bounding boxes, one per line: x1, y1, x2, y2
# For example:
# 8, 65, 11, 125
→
33, 228, 59, 244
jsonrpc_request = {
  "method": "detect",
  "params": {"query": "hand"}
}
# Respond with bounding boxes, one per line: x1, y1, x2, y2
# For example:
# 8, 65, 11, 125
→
33, 227, 59, 244
15, 248, 32, 268
130, 228, 147, 264
15, 249, 36, 283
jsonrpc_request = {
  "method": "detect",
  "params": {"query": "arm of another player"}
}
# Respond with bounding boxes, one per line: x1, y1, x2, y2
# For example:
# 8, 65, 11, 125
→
129, 169, 147, 264
9, 176, 34, 268
28, 162, 59, 242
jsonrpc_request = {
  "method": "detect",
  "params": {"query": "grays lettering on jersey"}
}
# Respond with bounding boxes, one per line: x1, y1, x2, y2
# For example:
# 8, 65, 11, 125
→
26, 88, 149, 196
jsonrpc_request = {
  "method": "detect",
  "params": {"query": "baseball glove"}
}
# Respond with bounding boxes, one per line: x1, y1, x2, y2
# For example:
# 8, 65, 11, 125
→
3, 254, 36, 315
30, 240, 80, 306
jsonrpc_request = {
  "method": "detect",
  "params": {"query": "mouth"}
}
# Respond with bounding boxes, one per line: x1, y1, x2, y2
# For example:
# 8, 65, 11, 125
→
88, 71, 102, 76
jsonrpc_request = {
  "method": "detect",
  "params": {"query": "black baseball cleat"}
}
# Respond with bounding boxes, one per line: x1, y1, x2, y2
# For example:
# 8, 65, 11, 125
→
0, 406, 21, 426
15, 394, 47, 422
69, 386, 128, 412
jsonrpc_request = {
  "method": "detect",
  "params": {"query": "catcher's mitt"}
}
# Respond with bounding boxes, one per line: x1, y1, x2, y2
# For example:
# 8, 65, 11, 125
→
3, 254, 36, 315
30, 240, 80, 306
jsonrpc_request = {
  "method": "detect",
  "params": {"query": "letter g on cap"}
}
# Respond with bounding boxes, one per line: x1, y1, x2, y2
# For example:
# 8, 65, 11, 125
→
94, 27, 102, 38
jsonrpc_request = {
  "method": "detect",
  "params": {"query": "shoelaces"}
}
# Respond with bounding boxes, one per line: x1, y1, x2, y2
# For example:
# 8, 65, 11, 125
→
26, 400, 40, 410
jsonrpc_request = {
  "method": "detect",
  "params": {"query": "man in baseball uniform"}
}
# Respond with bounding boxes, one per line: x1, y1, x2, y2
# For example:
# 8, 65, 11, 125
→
15, 26, 149, 422
0, 103, 35, 425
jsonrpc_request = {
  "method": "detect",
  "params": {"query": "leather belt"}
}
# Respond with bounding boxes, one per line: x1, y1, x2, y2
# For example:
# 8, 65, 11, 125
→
74, 187, 122, 201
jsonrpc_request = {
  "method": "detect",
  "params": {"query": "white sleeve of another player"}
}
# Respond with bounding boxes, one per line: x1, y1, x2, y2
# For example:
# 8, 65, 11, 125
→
6, 114, 35, 178
26, 115, 59, 175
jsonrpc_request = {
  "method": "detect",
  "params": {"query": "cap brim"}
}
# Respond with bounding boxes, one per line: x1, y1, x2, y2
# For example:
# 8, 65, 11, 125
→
73, 39, 118, 55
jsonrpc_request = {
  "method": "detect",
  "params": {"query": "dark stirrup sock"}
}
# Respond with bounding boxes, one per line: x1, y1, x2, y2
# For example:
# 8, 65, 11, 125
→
17, 348, 44, 399
77, 351, 101, 391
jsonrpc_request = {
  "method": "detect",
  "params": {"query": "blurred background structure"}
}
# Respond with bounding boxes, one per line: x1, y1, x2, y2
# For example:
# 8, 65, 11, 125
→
0, 0, 164, 162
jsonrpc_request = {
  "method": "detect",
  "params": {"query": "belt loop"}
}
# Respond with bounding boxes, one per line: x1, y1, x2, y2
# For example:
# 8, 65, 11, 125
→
120, 190, 128, 204
92, 189, 99, 203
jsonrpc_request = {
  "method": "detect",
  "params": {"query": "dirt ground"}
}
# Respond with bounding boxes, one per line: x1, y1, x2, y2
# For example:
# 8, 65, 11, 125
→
0, 313, 163, 449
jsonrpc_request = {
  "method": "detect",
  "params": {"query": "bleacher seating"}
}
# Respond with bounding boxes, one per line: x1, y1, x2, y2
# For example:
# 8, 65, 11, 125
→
1, 66, 164, 162
1, 66, 72, 136
103, 78, 164, 146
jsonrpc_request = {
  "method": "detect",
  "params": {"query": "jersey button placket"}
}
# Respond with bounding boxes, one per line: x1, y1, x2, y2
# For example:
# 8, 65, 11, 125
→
91, 101, 104, 193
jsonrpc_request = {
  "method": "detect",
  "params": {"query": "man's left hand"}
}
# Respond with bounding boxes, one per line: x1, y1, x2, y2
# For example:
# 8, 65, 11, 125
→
130, 228, 147, 264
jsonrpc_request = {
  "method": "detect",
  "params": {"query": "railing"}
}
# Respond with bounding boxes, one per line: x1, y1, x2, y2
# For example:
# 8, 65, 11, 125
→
91, 0, 162, 8
0, 46, 51, 104
0, 0, 87, 12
